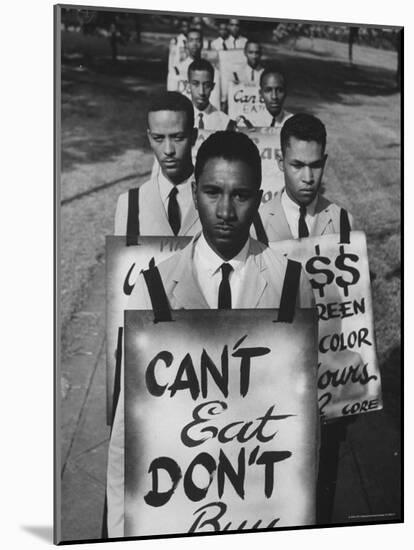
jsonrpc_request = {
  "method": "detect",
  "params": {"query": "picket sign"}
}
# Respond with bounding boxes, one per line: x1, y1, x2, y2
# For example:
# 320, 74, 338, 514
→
228, 82, 267, 124
105, 236, 191, 424
218, 49, 246, 101
124, 309, 319, 536
270, 231, 382, 420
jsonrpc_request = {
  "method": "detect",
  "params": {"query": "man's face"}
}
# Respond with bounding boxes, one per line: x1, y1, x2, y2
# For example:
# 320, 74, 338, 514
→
147, 110, 196, 183
187, 31, 202, 58
218, 23, 228, 39
278, 137, 327, 206
228, 19, 241, 38
192, 157, 262, 259
245, 43, 262, 69
180, 21, 189, 36
189, 70, 215, 111
260, 73, 287, 117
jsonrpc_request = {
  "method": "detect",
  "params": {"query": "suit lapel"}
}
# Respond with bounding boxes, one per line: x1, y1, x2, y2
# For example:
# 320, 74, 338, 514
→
180, 202, 200, 236
312, 195, 332, 236
267, 192, 293, 241
170, 237, 209, 309
238, 241, 268, 308
144, 177, 173, 235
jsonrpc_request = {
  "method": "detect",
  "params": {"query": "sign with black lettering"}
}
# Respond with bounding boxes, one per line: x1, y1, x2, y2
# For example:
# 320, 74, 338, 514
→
105, 236, 191, 424
270, 232, 382, 420
124, 309, 318, 536
228, 83, 267, 124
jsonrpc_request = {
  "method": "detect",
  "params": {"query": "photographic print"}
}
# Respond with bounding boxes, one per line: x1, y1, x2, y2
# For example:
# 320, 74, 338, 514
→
55, 3, 402, 544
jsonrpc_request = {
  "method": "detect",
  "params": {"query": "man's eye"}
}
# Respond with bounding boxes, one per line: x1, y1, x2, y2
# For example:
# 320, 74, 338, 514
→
152, 136, 163, 142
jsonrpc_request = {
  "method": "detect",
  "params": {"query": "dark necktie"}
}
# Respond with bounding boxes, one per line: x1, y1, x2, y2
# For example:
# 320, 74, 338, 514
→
168, 186, 180, 236
298, 206, 309, 238
198, 112, 204, 129
218, 263, 233, 309
270, 116, 276, 127
222, 39, 227, 50
251, 69, 254, 82
233, 37, 236, 48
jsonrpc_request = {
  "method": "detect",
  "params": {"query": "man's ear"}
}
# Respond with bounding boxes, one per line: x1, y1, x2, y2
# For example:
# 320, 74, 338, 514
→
191, 179, 198, 210
276, 149, 284, 172
146, 128, 151, 143
191, 127, 198, 147
322, 153, 328, 167
210, 82, 216, 92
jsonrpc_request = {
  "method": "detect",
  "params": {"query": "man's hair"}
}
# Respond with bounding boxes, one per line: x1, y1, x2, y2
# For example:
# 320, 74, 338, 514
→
188, 58, 214, 81
147, 91, 194, 130
259, 64, 287, 89
280, 113, 327, 155
244, 39, 261, 52
195, 131, 262, 188
187, 27, 203, 41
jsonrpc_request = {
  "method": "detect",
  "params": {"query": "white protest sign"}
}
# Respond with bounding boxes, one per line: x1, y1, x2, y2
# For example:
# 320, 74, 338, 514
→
124, 309, 318, 536
239, 128, 285, 208
228, 82, 267, 125
270, 231, 382, 420
218, 49, 246, 101
105, 236, 191, 424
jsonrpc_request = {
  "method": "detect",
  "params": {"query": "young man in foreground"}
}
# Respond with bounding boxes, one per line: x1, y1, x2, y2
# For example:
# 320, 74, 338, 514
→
106, 131, 315, 536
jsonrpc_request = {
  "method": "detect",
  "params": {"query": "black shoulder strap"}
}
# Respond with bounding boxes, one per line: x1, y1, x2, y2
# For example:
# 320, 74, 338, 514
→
111, 326, 123, 428
241, 115, 254, 129
142, 258, 173, 323
253, 212, 269, 247
126, 187, 140, 246
277, 259, 302, 323
174, 66, 180, 75
339, 208, 351, 244
225, 119, 237, 132
233, 71, 240, 83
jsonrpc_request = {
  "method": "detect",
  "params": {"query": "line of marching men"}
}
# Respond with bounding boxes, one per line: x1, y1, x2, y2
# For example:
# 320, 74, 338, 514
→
107, 17, 355, 538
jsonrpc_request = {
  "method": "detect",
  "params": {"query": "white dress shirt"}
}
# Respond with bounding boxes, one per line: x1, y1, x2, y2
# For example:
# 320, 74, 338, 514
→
224, 35, 248, 49
211, 36, 228, 51
193, 233, 250, 308
236, 64, 264, 85
158, 171, 193, 223
262, 109, 292, 128
281, 188, 318, 238
194, 103, 231, 130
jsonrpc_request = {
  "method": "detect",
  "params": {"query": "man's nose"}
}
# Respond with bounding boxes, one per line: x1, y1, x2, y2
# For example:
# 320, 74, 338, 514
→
302, 166, 314, 183
164, 137, 175, 156
217, 195, 236, 220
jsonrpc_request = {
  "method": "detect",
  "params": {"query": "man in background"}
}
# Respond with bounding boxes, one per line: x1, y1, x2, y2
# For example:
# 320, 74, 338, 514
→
211, 20, 230, 51
114, 92, 200, 237
225, 18, 248, 49
234, 40, 264, 85
259, 113, 353, 242
188, 59, 235, 130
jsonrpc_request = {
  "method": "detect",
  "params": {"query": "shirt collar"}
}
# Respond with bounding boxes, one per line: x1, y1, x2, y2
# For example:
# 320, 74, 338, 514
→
281, 188, 318, 216
194, 103, 214, 116
158, 170, 193, 204
196, 233, 250, 276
